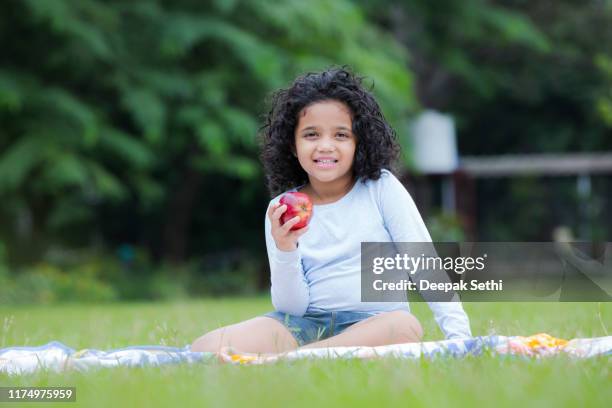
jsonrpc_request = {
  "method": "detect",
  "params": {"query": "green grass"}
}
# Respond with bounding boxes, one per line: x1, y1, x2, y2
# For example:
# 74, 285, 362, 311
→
1, 298, 610, 407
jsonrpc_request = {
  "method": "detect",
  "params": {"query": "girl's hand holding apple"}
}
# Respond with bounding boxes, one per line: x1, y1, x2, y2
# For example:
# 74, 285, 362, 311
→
268, 193, 312, 252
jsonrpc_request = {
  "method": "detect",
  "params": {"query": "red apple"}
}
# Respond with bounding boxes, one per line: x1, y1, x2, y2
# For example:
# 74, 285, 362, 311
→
279, 192, 313, 231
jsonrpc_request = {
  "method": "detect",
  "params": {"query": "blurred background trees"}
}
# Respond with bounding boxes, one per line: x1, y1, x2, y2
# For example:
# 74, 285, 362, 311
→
0, 0, 610, 302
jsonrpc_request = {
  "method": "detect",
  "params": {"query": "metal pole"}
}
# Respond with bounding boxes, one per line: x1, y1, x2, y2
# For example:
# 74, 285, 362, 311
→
577, 173, 592, 240
442, 175, 456, 215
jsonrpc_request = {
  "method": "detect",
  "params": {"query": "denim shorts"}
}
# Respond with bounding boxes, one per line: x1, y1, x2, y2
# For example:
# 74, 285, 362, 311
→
264, 310, 379, 346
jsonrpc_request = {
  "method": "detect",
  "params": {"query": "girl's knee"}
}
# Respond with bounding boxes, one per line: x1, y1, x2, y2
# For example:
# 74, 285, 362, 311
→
190, 317, 297, 353
388, 310, 423, 342
190, 327, 228, 352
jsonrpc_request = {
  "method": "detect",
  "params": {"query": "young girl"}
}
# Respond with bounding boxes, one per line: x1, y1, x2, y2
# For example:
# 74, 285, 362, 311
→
191, 67, 471, 354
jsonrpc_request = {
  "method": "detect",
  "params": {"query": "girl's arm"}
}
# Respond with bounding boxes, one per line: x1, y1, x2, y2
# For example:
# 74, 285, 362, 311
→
265, 203, 310, 316
378, 170, 473, 339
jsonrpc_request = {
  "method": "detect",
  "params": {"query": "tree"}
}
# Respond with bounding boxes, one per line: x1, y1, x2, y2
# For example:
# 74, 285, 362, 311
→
0, 0, 416, 264
359, 0, 612, 240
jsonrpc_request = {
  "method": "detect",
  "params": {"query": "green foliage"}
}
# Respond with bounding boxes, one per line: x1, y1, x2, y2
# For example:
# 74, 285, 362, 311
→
1, 0, 611, 274
0, 245, 262, 304
595, 54, 612, 127
359, 0, 551, 100
360, 0, 612, 240
0, 264, 118, 304
0, 0, 414, 264
427, 212, 466, 242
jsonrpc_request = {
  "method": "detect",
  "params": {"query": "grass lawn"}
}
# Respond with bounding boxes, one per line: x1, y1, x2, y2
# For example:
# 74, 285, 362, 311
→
1, 297, 610, 407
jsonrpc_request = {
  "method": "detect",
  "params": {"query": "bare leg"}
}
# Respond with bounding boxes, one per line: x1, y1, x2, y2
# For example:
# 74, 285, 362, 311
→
299, 310, 423, 349
190, 316, 298, 353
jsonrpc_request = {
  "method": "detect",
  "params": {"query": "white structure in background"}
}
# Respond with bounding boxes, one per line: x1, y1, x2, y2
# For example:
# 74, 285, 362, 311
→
461, 153, 612, 240
411, 110, 458, 213
410, 111, 612, 240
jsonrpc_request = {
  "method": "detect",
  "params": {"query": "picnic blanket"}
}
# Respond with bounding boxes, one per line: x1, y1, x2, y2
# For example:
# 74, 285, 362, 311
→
1, 334, 610, 375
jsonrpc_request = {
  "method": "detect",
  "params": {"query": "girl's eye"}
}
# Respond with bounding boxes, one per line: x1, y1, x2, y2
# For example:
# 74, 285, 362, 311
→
337, 133, 348, 138
305, 132, 317, 138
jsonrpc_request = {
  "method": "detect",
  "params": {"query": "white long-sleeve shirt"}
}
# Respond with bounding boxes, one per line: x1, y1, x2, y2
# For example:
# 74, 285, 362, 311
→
265, 169, 472, 339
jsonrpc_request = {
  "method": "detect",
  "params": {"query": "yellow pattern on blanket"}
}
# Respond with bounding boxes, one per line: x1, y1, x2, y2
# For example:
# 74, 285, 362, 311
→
506, 333, 568, 354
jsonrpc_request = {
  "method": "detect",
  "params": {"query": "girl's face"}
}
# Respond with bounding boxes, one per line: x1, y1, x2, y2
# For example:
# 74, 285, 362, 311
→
294, 100, 357, 186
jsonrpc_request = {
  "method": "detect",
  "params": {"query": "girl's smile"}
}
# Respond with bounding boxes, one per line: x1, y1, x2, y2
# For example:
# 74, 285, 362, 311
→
313, 156, 338, 169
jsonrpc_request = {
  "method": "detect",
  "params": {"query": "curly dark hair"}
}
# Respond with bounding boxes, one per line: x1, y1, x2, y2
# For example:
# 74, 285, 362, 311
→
259, 66, 401, 197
